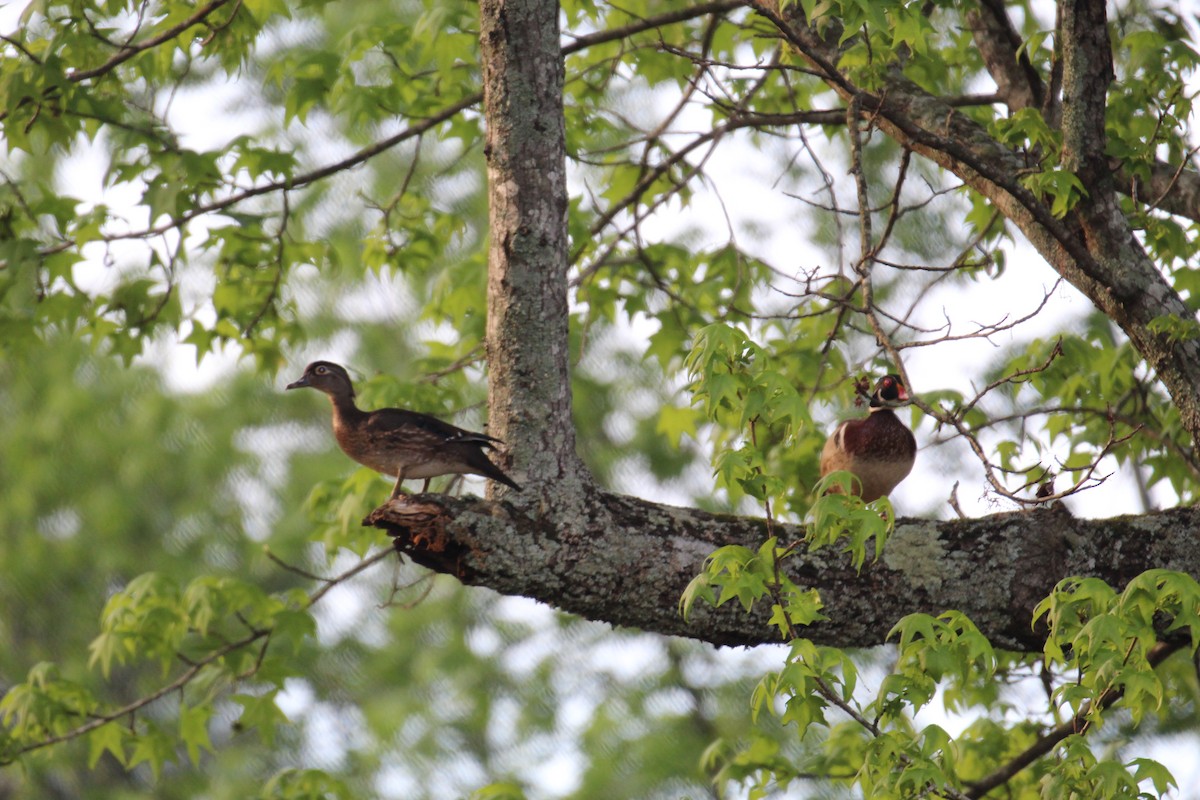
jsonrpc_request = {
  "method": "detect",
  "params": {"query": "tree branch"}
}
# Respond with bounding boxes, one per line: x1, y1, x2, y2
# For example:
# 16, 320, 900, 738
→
965, 0, 1044, 112
1120, 158, 1200, 222
365, 495, 1200, 653
6, 548, 393, 760
561, 0, 746, 57
68, 0, 235, 83
964, 640, 1185, 797
38, 94, 480, 258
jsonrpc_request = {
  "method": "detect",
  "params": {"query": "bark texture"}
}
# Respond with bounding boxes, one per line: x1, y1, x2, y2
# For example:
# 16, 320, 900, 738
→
965, 0, 1044, 112
480, 0, 586, 504
367, 496, 1200, 653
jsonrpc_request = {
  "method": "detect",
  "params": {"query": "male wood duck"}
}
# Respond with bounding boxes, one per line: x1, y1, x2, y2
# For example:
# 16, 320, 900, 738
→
287, 361, 521, 498
819, 374, 916, 502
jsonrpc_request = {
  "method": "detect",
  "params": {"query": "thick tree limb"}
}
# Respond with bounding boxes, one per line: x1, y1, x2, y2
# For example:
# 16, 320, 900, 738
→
1059, 0, 1116, 216
1121, 159, 1200, 222
965, 0, 1044, 112
954, 0, 1200, 223
366, 495, 1200, 653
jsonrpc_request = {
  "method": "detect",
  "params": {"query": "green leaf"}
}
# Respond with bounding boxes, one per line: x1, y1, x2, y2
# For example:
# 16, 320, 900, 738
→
128, 724, 177, 781
656, 404, 700, 447
85, 722, 128, 769
233, 691, 289, 746
260, 768, 353, 799
1128, 758, 1176, 795
271, 608, 318, 654
180, 704, 214, 765
679, 573, 716, 620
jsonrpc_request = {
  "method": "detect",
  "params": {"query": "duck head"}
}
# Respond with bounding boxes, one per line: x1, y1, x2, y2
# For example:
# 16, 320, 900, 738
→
869, 374, 909, 408
286, 361, 356, 400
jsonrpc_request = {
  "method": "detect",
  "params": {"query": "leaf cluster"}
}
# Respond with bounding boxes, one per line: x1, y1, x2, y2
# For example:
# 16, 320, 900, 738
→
685, 524, 1200, 798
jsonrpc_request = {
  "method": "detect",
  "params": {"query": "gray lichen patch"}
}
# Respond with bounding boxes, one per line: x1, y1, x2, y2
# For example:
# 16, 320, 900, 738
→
883, 522, 949, 592
669, 535, 719, 573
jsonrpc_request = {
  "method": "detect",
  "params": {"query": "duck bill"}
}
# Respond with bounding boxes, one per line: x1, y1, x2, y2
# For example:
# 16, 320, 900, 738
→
286, 376, 309, 390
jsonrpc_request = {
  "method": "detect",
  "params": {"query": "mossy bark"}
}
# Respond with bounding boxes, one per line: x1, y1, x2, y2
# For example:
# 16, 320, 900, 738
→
367, 497, 1200, 653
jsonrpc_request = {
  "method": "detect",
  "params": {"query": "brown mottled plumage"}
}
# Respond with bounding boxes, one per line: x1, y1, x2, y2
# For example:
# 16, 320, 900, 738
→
286, 361, 520, 498
819, 374, 916, 502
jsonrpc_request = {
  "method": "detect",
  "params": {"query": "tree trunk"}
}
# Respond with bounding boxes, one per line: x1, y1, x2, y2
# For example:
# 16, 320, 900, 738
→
480, 0, 588, 506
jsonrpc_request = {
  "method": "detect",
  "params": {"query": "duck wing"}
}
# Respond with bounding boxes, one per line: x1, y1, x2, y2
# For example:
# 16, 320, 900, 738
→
363, 407, 502, 449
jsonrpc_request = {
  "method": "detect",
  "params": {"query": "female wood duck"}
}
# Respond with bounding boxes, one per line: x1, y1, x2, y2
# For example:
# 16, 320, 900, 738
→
287, 361, 521, 498
819, 374, 916, 502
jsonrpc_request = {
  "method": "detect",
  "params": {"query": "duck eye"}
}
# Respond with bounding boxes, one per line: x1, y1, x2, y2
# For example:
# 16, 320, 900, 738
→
315, 365, 328, 375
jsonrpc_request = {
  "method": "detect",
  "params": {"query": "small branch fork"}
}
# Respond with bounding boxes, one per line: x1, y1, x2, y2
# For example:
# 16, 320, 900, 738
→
1, 0, 235, 118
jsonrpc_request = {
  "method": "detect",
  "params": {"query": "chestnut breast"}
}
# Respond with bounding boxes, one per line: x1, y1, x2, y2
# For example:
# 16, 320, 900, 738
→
820, 409, 916, 502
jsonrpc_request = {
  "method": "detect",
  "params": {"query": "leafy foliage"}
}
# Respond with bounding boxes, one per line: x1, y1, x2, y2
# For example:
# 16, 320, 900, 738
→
687, 538, 1199, 798
3, 0, 1200, 797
